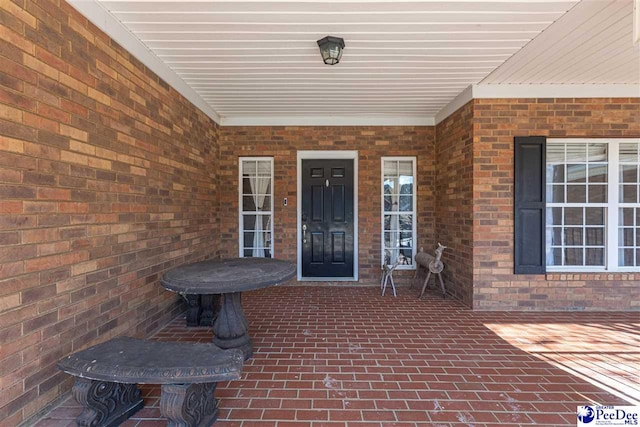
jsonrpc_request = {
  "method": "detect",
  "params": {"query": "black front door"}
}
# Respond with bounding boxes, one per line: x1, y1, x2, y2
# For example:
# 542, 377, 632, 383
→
301, 159, 354, 278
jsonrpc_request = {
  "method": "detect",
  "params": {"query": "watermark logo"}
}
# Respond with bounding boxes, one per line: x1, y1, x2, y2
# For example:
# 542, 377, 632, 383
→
578, 406, 596, 424
577, 406, 640, 426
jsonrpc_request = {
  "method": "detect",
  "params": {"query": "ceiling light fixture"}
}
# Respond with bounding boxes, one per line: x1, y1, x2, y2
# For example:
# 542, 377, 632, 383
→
316, 36, 345, 65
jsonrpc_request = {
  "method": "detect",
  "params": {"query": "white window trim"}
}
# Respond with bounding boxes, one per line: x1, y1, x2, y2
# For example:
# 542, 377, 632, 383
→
381, 157, 417, 271
547, 138, 640, 272
238, 157, 274, 258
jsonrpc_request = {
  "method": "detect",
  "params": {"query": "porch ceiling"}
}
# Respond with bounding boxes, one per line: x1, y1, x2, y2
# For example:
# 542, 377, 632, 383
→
69, 0, 639, 125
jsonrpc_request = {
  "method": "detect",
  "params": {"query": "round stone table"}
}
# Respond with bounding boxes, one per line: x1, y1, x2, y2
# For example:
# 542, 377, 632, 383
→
161, 258, 296, 360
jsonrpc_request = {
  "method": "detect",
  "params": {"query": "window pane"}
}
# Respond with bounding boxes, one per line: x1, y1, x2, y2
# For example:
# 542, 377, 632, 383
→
565, 248, 583, 265
383, 178, 396, 193
588, 185, 606, 203
622, 185, 638, 203
621, 165, 638, 183
548, 207, 563, 225
383, 161, 398, 176
549, 185, 564, 203
242, 160, 256, 175
585, 207, 604, 225
398, 161, 413, 176
585, 228, 604, 246
618, 207, 639, 267
399, 180, 413, 195
398, 195, 413, 212
400, 232, 413, 248
242, 196, 256, 211
550, 248, 563, 266
567, 185, 586, 203
383, 214, 396, 231
547, 164, 565, 183
588, 144, 607, 162
585, 248, 604, 266
619, 249, 635, 266
565, 207, 583, 225
566, 164, 586, 183
383, 195, 394, 212
549, 227, 562, 245
399, 249, 413, 265
588, 164, 607, 183
567, 144, 587, 162
564, 228, 583, 246
620, 208, 635, 226
547, 143, 565, 163
621, 228, 635, 246
619, 143, 638, 162
243, 214, 256, 230
399, 214, 413, 231
257, 160, 271, 176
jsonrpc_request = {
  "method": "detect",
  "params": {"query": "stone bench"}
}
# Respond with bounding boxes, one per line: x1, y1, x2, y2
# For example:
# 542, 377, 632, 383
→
57, 337, 243, 427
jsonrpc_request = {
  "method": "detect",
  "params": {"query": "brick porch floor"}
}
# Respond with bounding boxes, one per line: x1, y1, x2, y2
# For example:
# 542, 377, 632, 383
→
34, 285, 639, 427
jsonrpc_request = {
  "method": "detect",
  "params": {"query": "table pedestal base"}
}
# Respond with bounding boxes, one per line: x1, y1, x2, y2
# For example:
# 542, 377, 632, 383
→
213, 292, 253, 360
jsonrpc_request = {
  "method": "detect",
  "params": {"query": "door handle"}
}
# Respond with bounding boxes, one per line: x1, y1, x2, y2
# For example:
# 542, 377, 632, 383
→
302, 224, 307, 243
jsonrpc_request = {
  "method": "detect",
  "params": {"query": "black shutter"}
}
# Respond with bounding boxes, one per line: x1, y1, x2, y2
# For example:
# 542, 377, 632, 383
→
514, 136, 546, 274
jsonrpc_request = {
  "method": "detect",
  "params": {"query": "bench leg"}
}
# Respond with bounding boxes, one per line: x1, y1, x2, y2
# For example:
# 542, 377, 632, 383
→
161, 383, 218, 427
72, 378, 143, 427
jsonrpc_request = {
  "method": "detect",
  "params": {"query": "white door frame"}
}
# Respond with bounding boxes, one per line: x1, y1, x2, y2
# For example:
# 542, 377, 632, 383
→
297, 150, 359, 281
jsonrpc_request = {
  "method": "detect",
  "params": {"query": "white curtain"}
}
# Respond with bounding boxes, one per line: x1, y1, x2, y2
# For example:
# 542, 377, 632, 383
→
249, 175, 270, 257
390, 190, 400, 265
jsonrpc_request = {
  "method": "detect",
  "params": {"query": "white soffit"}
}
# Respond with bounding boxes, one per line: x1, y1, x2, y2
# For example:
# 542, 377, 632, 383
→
69, 0, 582, 126
68, 0, 638, 126
482, 0, 640, 84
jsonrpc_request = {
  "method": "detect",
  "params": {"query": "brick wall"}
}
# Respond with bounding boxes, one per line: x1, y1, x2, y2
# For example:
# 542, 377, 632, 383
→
473, 98, 640, 310
0, 0, 219, 424
218, 126, 436, 284
434, 101, 474, 305
2, 0, 639, 423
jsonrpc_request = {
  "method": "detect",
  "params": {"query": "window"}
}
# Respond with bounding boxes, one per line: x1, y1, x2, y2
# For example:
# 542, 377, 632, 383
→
239, 158, 273, 258
382, 157, 416, 269
546, 139, 640, 271
619, 142, 640, 267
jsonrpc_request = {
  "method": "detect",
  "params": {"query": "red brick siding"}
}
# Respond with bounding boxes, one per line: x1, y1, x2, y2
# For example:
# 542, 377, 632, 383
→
434, 101, 474, 305
473, 98, 640, 310
218, 126, 436, 284
0, 0, 219, 423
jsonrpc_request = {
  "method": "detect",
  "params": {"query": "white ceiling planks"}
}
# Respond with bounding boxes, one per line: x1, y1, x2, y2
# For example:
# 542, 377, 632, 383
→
84, 0, 578, 122
70, 0, 638, 124
482, 0, 640, 85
